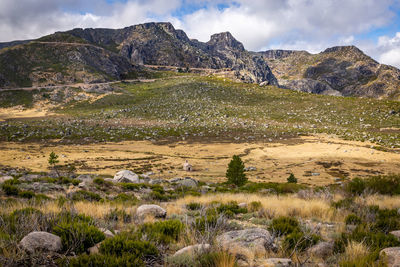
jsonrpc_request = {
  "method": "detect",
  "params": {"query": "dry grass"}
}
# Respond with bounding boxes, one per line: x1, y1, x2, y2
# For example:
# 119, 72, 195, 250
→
362, 195, 400, 210
169, 193, 341, 222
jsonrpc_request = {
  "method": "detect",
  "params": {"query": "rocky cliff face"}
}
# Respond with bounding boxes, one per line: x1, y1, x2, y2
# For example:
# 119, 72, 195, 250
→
261, 46, 400, 99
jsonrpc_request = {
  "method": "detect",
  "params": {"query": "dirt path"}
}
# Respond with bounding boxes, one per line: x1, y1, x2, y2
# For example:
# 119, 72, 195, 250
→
0, 134, 398, 185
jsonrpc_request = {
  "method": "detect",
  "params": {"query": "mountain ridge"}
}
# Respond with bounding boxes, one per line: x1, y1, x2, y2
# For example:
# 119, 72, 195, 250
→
0, 22, 399, 100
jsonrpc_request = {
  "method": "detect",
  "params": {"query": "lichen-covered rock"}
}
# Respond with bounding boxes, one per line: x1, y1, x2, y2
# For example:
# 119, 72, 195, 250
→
380, 247, 400, 267
216, 228, 275, 262
308, 241, 334, 258
136, 204, 166, 218
390, 231, 400, 241
0, 176, 13, 183
20, 231, 62, 253
263, 258, 292, 267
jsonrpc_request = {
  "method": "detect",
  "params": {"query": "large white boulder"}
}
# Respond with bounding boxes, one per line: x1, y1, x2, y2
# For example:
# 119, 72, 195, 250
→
113, 170, 139, 183
380, 247, 400, 267
136, 204, 166, 218
173, 244, 210, 256
20, 231, 62, 253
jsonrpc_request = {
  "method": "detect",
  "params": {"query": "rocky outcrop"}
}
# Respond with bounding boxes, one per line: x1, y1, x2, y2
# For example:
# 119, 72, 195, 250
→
20, 231, 62, 253
308, 241, 334, 258
261, 46, 400, 99
136, 204, 166, 218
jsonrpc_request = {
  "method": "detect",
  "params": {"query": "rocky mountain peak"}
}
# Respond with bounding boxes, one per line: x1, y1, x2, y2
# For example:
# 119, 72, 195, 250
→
323, 45, 363, 55
207, 32, 245, 52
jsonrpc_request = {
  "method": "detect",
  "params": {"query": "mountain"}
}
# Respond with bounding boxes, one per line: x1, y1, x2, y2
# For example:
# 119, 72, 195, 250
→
259, 46, 400, 99
0, 22, 277, 88
0, 22, 399, 100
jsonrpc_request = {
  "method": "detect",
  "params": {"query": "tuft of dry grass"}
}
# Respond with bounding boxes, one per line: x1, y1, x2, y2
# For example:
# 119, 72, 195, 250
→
169, 193, 341, 222
362, 195, 400, 210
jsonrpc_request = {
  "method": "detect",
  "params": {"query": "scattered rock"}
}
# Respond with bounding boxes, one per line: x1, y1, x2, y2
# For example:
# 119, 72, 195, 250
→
136, 204, 166, 218
19, 174, 40, 182
308, 241, 334, 258
77, 174, 93, 182
99, 228, 115, 239
173, 244, 210, 257
88, 242, 102, 255
0, 176, 13, 183
20, 231, 62, 253
244, 166, 257, 171
216, 228, 275, 262
263, 258, 292, 267
171, 177, 198, 188
113, 170, 139, 183
390, 231, 400, 241
380, 247, 400, 267
149, 179, 163, 185
238, 202, 247, 209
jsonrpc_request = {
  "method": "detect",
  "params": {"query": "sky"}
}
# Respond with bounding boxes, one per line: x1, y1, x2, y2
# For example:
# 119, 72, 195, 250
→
1, 0, 400, 67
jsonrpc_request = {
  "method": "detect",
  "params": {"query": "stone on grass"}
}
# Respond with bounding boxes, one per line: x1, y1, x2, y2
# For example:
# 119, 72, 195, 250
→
136, 204, 166, 218
20, 231, 62, 253
380, 247, 400, 267
173, 244, 210, 257
0, 176, 13, 183
216, 228, 275, 262
113, 170, 139, 183
390, 231, 400, 241
263, 258, 292, 267
308, 241, 334, 258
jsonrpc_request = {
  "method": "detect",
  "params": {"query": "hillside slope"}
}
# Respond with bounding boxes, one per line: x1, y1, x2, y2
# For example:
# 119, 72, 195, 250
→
259, 46, 400, 99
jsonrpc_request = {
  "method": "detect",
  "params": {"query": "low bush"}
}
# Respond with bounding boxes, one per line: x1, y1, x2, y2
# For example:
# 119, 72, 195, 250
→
2, 184, 19, 196
186, 202, 202, 210
112, 193, 137, 203
58, 253, 145, 267
345, 175, 400, 195
70, 190, 102, 202
249, 201, 262, 212
331, 198, 354, 209
167, 250, 235, 267
372, 208, 400, 233
283, 231, 320, 252
345, 214, 362, 225
120, 183, 148, 191
140, 219, 184, 244
216, 201, 247, 218
18, 190, 35, 199
104, 208, 131, 223
193, 214, 219, 233
53, 221, 105, 254
239, 182, 306, 194
268, 216, 300, 236
99, 233, 158, 264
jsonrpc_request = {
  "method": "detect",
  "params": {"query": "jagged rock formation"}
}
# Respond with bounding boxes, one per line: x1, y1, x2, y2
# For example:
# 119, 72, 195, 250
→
260, 46, 400, 99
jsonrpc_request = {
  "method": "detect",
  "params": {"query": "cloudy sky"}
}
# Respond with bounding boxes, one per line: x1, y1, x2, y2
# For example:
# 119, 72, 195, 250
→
1, 0, 400, 67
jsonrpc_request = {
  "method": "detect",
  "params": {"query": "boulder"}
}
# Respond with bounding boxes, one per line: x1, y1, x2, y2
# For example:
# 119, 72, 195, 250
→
390, 231, 400, 241
263, 258, 292, 267
238, 202, 247, 209
77, 174, 93, 182
0, 176, 13, 183
173, 244, 210, 257
20, 231, 62, 253
136, 204, 166, 218
113, 170, 139, 183
308, 241, 334, 258
380, 247, 400, 267
216, 228, 275, 262
149, 179, 163, 185
172, 177, 198, 188
19, 174, 40, 182
99, 228, 114, 239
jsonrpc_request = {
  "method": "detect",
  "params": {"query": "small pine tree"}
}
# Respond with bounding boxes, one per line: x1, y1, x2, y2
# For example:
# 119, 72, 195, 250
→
48, 152, 60, 177
226, 155, 247, 187
287, 173, 297, 183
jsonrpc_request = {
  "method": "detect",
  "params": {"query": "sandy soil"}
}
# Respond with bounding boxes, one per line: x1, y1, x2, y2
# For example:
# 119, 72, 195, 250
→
0, 106, 55, 121
0, 134, 399, 186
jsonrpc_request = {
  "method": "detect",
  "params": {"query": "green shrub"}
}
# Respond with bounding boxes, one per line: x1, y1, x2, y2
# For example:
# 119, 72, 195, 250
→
113, 193, 137, 203
59, 177, 79, 186
18, 190, 35, 199
2, 184, 19, 196
249, 201, 262, 212
70, 190, 102, 202
372, 209, 400, 233
287, 173, 297, 183
345, 214, 362, 225
332, 198, 354, 209
216, 201, 247, 218
99, 233, 158, 260
283, 231, 320, 252
53, 221, 105, 254
345, 178, 366, 195
140, 219, 184, 244
120, 183, 148, 190
268, 216, 300, 236
194, 215, 218, 233
226, 155, 247, 187
167, 250, 235, 267
239, 182, 306, 194
186, 202, 202, 210
58, 253, 145, 267
104, 208, 131, 223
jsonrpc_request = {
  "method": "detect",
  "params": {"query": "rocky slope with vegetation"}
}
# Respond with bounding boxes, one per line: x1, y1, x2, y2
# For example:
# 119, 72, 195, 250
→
259, 46, 400, 99
0, 157, 400, 266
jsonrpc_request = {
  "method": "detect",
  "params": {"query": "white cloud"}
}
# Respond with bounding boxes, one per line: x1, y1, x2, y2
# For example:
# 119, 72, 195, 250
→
374, 32, 400, 68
